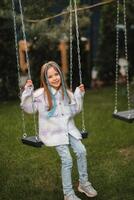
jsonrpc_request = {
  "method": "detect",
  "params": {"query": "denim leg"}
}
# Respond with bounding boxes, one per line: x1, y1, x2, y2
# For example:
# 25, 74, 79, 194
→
69, 134, 89, 184
55, 145, 74, 196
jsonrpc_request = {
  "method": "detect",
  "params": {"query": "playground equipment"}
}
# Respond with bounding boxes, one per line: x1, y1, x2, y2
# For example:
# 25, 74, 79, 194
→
113, 0, 134, 123
11, 0, 88, 147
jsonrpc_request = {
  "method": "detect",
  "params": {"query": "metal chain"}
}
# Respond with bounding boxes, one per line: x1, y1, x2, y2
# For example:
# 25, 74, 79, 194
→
12, 0, 38, 138
18, 0, 39, 138
73, 0, 86, 132
114, 0, 131, 116
73, 0, 82, 84
18, 0, 31, 80
114, 0, 120, 114
69, 0, 73, 92
11, 0, 27, 136
123, 0, 131, 113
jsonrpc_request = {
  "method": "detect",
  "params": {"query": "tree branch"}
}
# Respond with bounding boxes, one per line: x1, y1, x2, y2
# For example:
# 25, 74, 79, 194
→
25, 0, 116, 23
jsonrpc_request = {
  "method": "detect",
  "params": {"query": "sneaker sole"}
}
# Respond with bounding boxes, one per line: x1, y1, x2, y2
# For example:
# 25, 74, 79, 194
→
64, 195, 81, 200
78, 186, 97, 197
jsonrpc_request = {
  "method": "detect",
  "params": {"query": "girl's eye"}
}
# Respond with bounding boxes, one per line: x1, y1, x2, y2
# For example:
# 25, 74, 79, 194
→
48, 73, 59, 79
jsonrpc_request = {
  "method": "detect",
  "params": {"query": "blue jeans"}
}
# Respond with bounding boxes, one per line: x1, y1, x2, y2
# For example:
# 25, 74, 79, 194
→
55, 134, 89, 196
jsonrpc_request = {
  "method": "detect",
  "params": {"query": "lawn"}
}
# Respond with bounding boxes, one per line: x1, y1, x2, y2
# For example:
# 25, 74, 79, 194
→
0, 86, 134, 200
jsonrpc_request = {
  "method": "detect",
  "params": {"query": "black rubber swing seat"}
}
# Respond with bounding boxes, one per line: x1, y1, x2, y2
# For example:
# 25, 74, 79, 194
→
81, 131, 88, 139
21, 132, 88, 148
21, 136, 44, 147
113, 109, 134, 123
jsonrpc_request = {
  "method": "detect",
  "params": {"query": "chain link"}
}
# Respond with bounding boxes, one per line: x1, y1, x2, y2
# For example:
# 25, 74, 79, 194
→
114, 0, 120, 113
74, 0, 86, 131
12, 0, 27, 136
18, 0, 31, 80
18, 0, 38, 137
12, 0, 38, 138
114, 0, 131, 115
74, 0, 82, 84
69, 0, 73, 92
123, 0, 131, 113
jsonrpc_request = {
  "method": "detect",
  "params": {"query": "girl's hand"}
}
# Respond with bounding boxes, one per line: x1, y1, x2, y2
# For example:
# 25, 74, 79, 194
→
25, 80, 33, 88
79, 84, 85, 92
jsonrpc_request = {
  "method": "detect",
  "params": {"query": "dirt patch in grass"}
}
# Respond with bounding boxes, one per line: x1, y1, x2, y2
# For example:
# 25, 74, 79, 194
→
119, 146, 134, 160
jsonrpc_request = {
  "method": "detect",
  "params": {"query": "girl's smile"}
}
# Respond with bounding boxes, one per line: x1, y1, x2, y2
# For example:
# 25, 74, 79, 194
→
47, 67, 61, 90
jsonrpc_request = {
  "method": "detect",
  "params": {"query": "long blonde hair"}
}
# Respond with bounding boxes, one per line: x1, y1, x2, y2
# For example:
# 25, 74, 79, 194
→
40, 61, 70, 111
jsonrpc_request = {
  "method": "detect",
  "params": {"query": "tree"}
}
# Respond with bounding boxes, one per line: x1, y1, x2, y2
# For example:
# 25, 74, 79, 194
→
0, 0, 91, 99
0, 0, 55, 99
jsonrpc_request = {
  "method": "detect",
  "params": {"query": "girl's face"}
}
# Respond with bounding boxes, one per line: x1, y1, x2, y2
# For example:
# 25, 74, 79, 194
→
47, 67, 61, 90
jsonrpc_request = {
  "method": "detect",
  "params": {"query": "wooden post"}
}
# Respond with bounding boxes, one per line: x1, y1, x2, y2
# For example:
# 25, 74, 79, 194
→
58, 40, 68, 77
85, 39, 90, 51
18, 40, 31, 89
18, 40, 31, 73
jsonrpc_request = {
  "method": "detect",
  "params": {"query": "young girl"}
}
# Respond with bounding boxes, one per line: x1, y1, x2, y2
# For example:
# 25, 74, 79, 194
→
21, 61, 97, 200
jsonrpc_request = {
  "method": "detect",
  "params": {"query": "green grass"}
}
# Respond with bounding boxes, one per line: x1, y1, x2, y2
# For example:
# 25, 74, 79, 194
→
0, 86, 134, 200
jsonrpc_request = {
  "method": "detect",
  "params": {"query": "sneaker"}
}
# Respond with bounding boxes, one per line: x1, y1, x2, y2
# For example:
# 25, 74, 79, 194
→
78, 182, 97, 197
64, 194, 81, 200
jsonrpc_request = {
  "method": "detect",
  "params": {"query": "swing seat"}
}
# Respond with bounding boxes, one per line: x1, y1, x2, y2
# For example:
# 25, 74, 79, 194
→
21, 136, 44, 147
113, 109, 134, 123
81, 131, 88, 139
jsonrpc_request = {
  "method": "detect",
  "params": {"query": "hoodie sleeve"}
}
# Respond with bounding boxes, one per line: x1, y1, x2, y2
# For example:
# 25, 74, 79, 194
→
20, 85, 38, 114
68, 87, 85, 116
